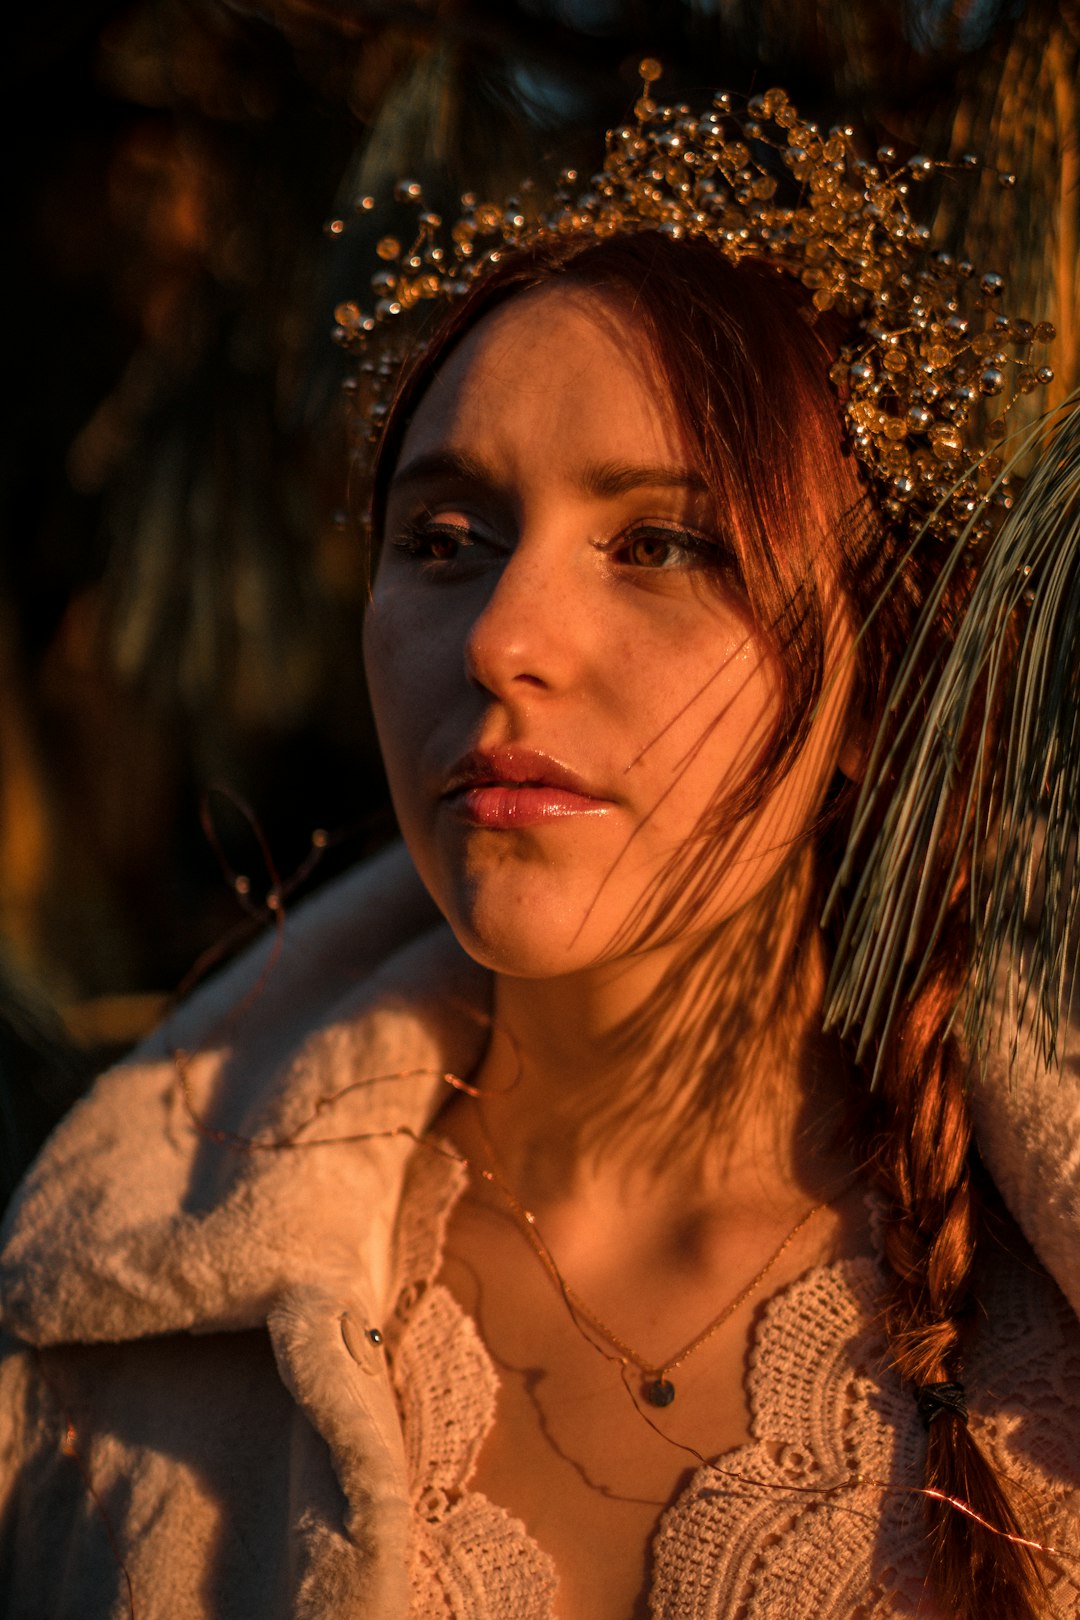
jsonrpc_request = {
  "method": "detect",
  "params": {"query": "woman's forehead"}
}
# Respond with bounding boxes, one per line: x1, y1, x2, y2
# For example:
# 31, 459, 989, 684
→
396, 283, 692, 478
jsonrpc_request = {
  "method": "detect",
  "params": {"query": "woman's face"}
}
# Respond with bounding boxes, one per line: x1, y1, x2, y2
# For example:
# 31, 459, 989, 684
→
364, 284, 858, 979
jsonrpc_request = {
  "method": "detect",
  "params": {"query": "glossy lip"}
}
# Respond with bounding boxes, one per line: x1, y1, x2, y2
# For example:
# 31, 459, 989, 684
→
441, 745, 615, 827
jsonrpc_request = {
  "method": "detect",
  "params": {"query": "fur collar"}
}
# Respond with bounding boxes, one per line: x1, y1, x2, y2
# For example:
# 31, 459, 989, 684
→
2, 844, 1077, 1350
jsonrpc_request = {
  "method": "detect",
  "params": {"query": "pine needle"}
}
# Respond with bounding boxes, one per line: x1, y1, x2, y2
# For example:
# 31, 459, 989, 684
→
825, 397, 1080, 1077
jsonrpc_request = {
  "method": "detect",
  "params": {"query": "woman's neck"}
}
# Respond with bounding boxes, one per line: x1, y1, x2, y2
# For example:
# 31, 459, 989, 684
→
452, 865, 862, 1218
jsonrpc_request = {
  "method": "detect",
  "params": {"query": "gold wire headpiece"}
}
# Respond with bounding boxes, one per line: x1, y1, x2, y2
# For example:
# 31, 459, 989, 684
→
332, 61, 1055, 545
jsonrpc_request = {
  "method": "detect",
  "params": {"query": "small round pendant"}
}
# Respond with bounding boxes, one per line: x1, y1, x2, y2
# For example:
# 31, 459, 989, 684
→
644, 1377, 675, 1407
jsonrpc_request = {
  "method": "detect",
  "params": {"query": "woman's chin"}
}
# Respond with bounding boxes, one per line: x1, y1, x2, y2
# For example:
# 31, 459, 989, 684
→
434, 886, 618, 981
443, 917, 593, 981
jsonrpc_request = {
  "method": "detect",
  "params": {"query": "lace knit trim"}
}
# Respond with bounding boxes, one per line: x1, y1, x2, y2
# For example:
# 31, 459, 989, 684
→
385, 1148, 1080, 1619
388, 1144, 558, 1618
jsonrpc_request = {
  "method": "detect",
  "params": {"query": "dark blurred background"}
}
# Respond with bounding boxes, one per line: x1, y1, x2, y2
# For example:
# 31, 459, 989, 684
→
2, 0, 1077, 1191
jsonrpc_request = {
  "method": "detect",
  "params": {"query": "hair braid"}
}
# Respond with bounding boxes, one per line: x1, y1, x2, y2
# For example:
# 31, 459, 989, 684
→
872, 907, 1047, 1619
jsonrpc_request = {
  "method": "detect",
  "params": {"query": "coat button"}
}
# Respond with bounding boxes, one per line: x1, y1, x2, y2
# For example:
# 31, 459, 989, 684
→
340, 1311, 384, 1373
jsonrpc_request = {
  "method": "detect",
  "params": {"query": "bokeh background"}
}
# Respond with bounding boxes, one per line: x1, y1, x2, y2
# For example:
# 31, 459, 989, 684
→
4, 0, 1078, 1194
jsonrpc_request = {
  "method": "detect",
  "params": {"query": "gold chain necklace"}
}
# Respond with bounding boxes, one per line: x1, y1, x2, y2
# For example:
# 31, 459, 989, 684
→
470, 1106, 828, 1408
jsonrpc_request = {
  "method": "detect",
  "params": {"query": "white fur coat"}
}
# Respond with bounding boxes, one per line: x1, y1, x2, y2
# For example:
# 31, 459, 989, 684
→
1, 844, 1078, 1618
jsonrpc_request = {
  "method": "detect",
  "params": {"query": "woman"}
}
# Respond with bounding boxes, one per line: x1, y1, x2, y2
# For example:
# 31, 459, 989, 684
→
1, 80, 1079, 1620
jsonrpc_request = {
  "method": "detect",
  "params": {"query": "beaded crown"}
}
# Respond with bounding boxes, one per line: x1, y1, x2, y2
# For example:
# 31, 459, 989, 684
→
333, 61, 1055, 548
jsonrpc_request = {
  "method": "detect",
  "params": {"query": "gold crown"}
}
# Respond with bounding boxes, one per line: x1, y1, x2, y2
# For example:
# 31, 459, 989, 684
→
332, 62, 1055, 546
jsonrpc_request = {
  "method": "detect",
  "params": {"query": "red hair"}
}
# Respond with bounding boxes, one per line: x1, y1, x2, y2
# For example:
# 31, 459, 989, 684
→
369, 233, 1046, 1617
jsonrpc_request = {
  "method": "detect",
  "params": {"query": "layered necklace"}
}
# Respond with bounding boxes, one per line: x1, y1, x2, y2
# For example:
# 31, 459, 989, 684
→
469, 1103, 828, 1408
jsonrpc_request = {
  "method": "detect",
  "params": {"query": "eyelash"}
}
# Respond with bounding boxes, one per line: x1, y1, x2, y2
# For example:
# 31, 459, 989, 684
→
392, 517, 484, 564
390, 516, 737, 577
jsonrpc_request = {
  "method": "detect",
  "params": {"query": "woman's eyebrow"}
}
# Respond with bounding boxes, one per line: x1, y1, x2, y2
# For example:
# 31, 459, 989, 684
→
389, 449, 492, 492
579, 460, 710, 497
388, 450, 710, 499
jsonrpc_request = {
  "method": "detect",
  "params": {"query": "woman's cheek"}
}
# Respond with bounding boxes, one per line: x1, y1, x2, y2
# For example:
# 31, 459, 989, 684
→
363, 596, 455, 898
363, 602, 422, 802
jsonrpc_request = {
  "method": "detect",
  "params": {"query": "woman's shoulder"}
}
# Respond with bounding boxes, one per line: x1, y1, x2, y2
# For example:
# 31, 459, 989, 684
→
0, 848, 489, 1354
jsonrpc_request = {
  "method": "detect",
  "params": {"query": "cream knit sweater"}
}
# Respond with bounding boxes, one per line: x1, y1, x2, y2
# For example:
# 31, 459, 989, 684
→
1, 844, 1078, 1618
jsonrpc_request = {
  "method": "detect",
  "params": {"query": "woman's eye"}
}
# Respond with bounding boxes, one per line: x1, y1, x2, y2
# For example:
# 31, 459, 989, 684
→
623, 530, 687, 568
617, 525, 721, 571
391, 518, 479, 563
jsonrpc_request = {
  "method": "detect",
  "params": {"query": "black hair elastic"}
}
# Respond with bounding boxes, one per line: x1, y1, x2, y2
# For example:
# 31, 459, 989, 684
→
915, 1381, 969, 1429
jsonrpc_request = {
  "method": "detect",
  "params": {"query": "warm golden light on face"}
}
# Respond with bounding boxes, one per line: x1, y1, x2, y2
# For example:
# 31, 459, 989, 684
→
363, 284, 858, 980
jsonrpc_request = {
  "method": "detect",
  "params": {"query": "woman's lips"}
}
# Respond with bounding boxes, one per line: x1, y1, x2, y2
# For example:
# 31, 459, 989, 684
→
450, 783, 611, 827
441, 746, 614, 827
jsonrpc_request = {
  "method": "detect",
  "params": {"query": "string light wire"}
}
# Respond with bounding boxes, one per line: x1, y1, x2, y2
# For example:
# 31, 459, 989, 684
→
44, 818, 1076, 1610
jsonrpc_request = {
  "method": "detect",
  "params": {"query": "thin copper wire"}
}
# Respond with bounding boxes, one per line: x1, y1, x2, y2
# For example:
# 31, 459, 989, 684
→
470, 1101, 828, 1383
613, 1359, 1067, 1559
175, 1048, 487, 1152
60, 834, 1074, 1609
169, 787, 333, 1019
464, 1117, 1074, 1594
167, 893, 1077, 1576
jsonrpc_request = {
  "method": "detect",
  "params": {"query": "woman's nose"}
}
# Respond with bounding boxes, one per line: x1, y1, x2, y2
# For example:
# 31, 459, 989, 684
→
463, 538, 582, 700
